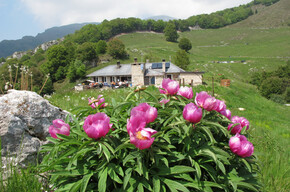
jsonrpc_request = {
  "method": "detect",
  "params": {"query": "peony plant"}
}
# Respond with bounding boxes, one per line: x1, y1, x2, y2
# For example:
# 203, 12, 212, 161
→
41, 78, 260, 192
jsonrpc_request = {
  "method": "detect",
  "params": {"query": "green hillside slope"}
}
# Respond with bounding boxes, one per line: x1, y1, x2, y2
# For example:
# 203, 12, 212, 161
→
118, 28, 289, 82
228, 0, 290, 28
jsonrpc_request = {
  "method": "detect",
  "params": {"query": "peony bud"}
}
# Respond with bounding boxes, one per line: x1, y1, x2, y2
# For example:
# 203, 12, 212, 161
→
131, 103, 157, 124
220, 109, 232, 120
229, 134, 254, 158
49, 119, 70, 139
83, 112, 113, 139
161, 78, 180, 95
195, 91, 217, 111
177, 86, 193, 99
183, 103, 203, 124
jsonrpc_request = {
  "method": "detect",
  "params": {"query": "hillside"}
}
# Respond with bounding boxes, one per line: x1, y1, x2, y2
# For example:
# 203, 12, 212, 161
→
0, 23, 98, 58
228, 0, 290, 28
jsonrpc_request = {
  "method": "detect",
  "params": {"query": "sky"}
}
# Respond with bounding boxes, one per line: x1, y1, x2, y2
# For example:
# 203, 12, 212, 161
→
0, 0, 253, 41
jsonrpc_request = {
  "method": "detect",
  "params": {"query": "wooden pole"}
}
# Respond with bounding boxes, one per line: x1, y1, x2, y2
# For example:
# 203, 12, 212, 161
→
30, 73, 33, 91
39, 74, 50, 95
182, 78, 185, 86
212, 76, 214, 96
0, 83, 4, 94
8, 65, 12, 88
13, 64, 19, 89
191, 79, 193, 88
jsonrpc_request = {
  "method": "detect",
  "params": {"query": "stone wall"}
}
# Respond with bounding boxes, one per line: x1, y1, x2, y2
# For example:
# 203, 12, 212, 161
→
131, 63, 145, 87
179, 73, 203, 86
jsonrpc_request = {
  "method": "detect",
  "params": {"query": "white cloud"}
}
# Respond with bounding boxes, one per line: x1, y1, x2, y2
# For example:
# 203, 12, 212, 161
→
21, 0, 252, 28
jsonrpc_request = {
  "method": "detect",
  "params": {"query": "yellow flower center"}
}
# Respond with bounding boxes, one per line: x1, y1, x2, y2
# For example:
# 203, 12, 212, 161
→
136, 131, 147, 140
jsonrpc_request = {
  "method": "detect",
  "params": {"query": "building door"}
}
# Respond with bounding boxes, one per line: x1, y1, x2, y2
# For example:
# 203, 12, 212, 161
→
150, 77, 155, 85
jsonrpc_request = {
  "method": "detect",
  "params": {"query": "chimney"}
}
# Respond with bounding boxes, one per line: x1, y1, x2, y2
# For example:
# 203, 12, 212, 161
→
117, 61, 121, 68
162, 59, 166, 72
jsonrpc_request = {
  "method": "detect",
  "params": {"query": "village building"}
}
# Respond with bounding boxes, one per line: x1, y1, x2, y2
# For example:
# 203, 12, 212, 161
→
87, 58, 204, 87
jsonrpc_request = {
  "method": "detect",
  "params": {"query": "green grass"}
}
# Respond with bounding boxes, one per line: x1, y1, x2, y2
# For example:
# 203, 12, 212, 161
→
118, 28, 289, 81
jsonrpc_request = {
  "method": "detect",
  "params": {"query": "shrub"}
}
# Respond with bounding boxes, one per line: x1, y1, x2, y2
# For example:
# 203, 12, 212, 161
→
269, 94, 286, 104
40, 80, 260, 192
259, 76, 286, 98
178, 38, 192, 52
283, 87, 290, 103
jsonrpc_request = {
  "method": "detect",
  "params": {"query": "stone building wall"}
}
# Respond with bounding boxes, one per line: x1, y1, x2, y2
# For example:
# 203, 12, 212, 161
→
131, 64, 145, 87
179, 73, 203, 86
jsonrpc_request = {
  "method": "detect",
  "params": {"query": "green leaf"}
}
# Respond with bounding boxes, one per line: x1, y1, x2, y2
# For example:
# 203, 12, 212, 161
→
237, 182, 259, 192
217, 160, 226, 174
115, 142, 135, 153
108, 164, 123, 184
162, 178, 190, 192
137, 183, 144, 192
153, 176, 160, 192
197, 147, 217, 163
80, 173, 93, 192
158, 165, 195, 176
199, 126, 216, 144
123, 151, 140, 165
143, 90, 160, 104
98, 167, 108, 192
99, 143, 111, 162
50, 170, 83, 176
123, 168, 132, 190
241, 158, 252, 172
69, 179, 82, 192
193, 160, 201, 180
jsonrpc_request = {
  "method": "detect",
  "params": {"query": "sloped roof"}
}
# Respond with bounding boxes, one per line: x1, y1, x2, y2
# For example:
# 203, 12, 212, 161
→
87, 64, 131, 77
87, 62, 187, 77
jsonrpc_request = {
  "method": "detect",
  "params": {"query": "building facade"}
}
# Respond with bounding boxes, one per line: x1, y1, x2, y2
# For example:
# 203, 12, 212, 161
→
87, 58, 204, 87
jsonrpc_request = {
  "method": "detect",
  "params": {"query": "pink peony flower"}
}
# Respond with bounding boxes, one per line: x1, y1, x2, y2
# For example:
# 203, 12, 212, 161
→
127, 116, 157, 150
229, 134, 254, 158
131, 103, 158, 124
161, 78, 180, 95
213, 99, 226, 112
220, 109, 232, 120
183, 103, 203, 124
228, 116, 250, 134
177, 86, 193, 99
49, 119, 70, 139
195, 91, 217, 111
88, 95, 106, 109
83, 112, 113, 139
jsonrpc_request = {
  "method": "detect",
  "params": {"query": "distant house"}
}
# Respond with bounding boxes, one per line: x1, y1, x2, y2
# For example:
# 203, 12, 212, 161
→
87, 58, 204, 87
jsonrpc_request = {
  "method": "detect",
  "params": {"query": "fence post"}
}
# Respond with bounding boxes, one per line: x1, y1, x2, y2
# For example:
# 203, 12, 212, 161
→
182, 78, 185, 86
191, 79, 193, 88
212, 76, 214, 96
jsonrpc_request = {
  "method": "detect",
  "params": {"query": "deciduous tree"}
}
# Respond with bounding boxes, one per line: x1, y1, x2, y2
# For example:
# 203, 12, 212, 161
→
164, 22, 179, 42
178, 38, 192, 52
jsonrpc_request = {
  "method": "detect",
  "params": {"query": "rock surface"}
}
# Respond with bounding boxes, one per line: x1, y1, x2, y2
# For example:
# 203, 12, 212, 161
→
0, 89, 69, 166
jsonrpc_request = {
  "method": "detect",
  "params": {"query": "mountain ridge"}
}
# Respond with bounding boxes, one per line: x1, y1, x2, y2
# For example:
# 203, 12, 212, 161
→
0, 22, 99, 58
